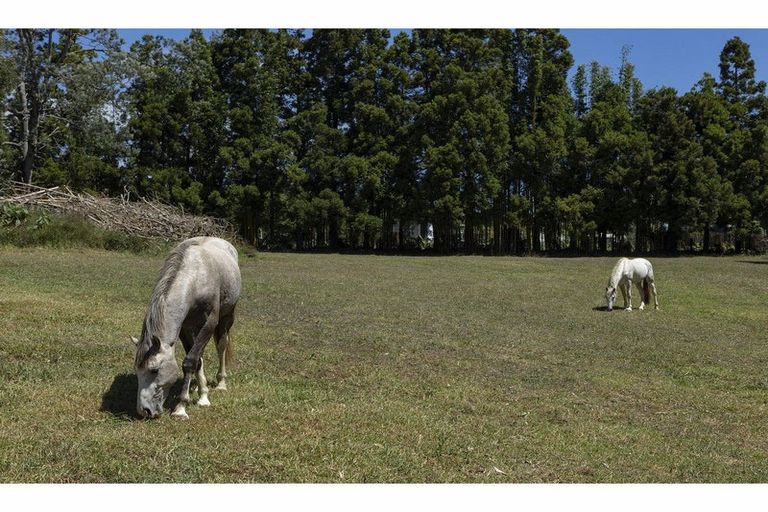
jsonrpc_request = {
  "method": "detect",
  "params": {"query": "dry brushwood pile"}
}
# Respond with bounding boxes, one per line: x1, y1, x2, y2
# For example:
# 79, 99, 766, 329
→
0, 181, 234, 242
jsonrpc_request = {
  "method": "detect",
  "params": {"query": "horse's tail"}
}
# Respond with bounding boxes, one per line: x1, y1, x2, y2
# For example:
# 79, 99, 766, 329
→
643, 278, 651, 305
226, 333, 234, 366
216, 315, 235, 366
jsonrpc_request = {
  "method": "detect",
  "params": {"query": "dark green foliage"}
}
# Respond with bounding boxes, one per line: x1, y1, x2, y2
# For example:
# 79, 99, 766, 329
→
415, 29, 511, 252
2, 29, 767, 254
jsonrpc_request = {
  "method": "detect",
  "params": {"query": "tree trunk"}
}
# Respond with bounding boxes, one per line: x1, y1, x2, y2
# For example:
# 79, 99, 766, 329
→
702, 223, 710, 253
664, 230, 679, 253
463, 216, 473, 253
329, 220, 339, 248
268, 192, 275, 244
18, 81, 34, 184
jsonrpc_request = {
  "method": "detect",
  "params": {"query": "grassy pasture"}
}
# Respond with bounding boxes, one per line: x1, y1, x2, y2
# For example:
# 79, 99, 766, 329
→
0, 247, 767, 482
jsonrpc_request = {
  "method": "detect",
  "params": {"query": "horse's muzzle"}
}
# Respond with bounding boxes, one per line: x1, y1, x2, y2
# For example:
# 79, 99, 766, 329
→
139, 407, 161, 419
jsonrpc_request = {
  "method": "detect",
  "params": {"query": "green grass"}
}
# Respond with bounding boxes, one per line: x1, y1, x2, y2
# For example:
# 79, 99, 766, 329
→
1, 247, 767, 482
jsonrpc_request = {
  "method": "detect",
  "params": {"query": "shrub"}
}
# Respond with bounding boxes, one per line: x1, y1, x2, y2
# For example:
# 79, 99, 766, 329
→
1, 203, 30, 226
0, 209, 155, 253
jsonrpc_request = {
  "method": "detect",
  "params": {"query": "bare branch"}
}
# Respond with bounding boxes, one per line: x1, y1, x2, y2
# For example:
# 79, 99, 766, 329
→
0, 183, 235, 242
43, 113, 71, 125
36, 126, 63, 149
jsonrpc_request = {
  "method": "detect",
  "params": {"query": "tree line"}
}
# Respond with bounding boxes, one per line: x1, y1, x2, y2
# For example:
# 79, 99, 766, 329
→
1, 29, 767, 253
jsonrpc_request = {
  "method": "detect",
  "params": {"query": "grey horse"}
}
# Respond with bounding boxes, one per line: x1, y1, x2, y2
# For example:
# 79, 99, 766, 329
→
132, 236, 241, 419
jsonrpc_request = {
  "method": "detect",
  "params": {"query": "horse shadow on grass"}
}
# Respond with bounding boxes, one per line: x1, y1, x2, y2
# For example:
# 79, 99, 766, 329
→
101, 373, 183, 420
592, 306, 611, 312
100, 373, 138, 419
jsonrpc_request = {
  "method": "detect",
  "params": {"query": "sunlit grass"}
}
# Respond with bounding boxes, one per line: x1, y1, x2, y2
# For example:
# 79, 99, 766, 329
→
1, 247, 767, 482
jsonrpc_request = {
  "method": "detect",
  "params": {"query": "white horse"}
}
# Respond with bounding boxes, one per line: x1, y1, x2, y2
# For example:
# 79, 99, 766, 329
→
132, 237, 241, 419
605, 257, 659, 312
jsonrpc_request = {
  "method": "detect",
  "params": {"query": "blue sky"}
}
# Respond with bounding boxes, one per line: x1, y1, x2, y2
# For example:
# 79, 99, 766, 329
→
118, 29, 768, 95
561, 29, 768, 94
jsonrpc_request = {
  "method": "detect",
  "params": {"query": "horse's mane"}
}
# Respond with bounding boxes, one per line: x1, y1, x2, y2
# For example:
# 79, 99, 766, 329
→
608, 258, 628, 288
135, 239, 200, 366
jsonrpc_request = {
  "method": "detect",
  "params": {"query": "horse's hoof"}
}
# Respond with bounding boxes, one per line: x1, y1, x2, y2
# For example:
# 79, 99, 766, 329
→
197, 395, 211, 407
214, 382, 227, 391
624, 307, 632, 311
171, 411, 189, 420
171, 404, 189, 419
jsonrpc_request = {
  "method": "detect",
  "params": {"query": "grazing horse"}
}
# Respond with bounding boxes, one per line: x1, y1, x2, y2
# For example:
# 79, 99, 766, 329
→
132, 236, 241, 419
605, 257, 659, 312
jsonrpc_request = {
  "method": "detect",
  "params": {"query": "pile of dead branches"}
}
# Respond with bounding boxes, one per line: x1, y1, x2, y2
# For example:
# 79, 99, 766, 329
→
0, 181, 235, 242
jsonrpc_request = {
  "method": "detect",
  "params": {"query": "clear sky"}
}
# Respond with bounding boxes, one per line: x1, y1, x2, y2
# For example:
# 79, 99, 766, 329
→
561, 29, 768, 94
118, 29, 768, 95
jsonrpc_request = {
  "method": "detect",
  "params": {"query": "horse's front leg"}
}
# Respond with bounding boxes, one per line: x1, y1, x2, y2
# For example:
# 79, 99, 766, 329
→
172, 371, 194, 420
173, 311, 218, 419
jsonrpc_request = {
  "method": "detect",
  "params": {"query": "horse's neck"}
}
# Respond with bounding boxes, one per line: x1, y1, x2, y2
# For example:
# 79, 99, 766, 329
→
145, 294, 185, 345
610, 260, 627, 288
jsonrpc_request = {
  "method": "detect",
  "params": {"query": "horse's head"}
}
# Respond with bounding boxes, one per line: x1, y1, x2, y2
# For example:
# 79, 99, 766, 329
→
605, 286, 617, 311
132, 335, 178, 419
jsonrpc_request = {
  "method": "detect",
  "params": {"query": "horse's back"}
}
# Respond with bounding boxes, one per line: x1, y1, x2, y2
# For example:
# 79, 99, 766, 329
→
186, 236, 238, 264
182, 237, 241, 310
630, 257, 653, 278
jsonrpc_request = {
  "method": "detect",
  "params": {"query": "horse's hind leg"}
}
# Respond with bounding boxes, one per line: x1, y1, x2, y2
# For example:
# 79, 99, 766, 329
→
214, 313, 235, 391
620, 282, 628, 309
624, 282, 633, 311
636, 281, 646, 310
196, 359, 211, 406
650, 281, 659, 310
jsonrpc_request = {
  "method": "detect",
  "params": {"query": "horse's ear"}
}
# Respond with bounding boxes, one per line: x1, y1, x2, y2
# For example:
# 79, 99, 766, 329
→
151, 335, 161, 349
130, 335, 139, 347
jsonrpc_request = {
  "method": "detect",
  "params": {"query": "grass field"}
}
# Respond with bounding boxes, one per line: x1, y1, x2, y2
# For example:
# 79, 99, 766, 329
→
1, 246, 767, 482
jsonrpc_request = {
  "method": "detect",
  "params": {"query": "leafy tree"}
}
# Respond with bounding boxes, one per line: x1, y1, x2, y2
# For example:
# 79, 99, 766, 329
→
414, 30, 510, 253
618, 45, 643, 111
211, 29, 301, 247
572, 64, 588, 119
1, 29, 123, 184
508, 29, 574, 252
718, 36, 766, 115
636, 87, 722, 251
716, 36, 768, 250
581, 82, 648, 251
683, 73, 733, 250
379, 32, 421, 249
